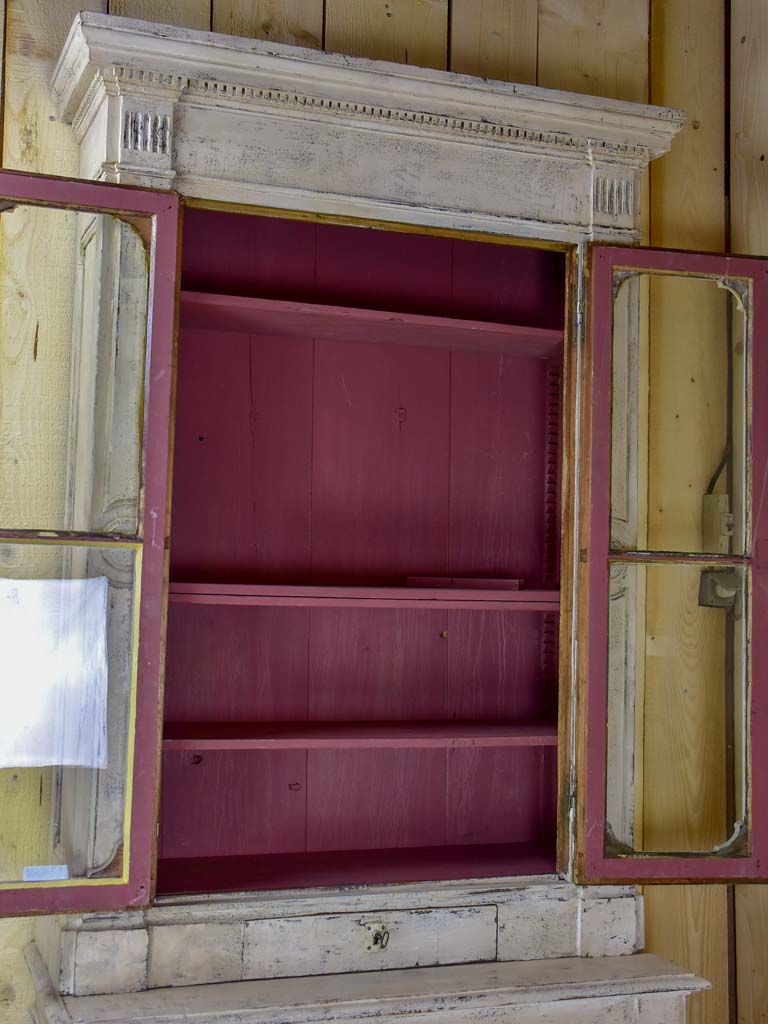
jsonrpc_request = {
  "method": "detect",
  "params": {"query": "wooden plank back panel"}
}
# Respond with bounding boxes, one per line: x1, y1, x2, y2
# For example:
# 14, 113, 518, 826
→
306, 748, 446, 851
308, 609, 449, 721
446, 610, 555, 721
182, 210, 566, 329
164, 604, 311, 722
249, 333, 314, 578
170, 328, 258, 580
160, 749, 308, 858
310, 339, 451, 582
212, 0, 322, 47
449, 351, 547, 584
450, 0, 537, 84
449, 240, 565, 332
324, 0, 448, 69
731, 2, 768, 1021
314, 225, 452, 317
172, 331, 557, 586
182, 212, 319, 300
446, 747, 556, 846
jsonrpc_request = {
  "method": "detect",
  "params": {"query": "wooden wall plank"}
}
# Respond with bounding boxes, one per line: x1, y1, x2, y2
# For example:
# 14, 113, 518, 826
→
0, 4, 105, 1020
450, 0, 537, 85
212, 0, 322, 47
324, 0, 448, 69
536, 0, 649, 102
730, 0, 768, 256
108, 0, 210, 29
650, 0, 726, 249
3, 0, 105, 172
735, 887, 768, 1023
644, 886, 731, 1024
644, 3, 730, 1024
731, 3, 768, 1021
0, 0, 5, 159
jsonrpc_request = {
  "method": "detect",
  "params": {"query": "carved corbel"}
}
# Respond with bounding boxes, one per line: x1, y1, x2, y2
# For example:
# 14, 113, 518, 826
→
96, 67, 183, 188
588, 146, 646, 235
69, 64, 183, 188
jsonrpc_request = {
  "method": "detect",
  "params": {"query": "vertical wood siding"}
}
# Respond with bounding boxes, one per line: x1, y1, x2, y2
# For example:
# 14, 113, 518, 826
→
0, 2, 105, 1020
324, 0, 448, 69
731, 2, 768, 1021
110, 0, 210, 29
450, 0, 537, 84
644, 6, 731, 1023
2, 2, 768, 1022
211, 1, 323, 48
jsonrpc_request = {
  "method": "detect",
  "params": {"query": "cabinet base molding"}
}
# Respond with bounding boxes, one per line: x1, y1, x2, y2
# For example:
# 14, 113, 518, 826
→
40, 883, 648, 996
29, 946, 706, 1024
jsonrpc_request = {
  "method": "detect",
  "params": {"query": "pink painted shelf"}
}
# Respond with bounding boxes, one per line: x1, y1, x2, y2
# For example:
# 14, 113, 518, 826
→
157, 842, 556, 894
180, 290, 564, 357
163, 720, 559, 752
158, 212, 564, 896
168, 582, 560, 611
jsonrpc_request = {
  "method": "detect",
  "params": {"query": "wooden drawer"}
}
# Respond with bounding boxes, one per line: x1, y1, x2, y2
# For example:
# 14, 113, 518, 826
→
240, 906, 497, 981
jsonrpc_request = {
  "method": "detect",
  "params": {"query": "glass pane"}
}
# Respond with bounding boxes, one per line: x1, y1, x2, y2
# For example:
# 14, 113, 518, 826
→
605, 561, 748, 855
0, 541, 138, 884
0, 205, 150, 535
611, 272, 748, 554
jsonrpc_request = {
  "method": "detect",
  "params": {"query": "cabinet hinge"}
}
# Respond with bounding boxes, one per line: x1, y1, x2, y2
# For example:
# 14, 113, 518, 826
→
575, 300, 585, 327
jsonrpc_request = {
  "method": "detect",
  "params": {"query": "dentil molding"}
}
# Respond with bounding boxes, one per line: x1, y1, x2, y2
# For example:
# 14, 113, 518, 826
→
52, 13, 685, 241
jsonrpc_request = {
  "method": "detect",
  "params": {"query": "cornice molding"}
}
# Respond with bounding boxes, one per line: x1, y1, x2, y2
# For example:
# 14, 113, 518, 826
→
52, 13, 685, 241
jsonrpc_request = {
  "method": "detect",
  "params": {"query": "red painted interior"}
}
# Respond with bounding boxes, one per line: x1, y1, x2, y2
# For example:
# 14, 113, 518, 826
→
158, 209, 566, 894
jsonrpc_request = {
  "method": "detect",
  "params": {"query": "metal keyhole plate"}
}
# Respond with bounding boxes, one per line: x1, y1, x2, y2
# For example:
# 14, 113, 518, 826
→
364, 921, 390, 951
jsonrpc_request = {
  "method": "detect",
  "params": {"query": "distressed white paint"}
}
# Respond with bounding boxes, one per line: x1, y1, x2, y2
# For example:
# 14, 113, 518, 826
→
50, 953, 706, 1024
243, 907, 498, 981
55, 884, 648, 994
148, 922, 244, 989
497, 897, 578, 961
635, 992, 687, 1024
580, 897, 640, 958
52, 13, 684, 244
62, 928, 148, 997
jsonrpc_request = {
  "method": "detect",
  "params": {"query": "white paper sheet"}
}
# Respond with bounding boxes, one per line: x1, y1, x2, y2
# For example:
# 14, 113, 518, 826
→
0, 577, 108, 768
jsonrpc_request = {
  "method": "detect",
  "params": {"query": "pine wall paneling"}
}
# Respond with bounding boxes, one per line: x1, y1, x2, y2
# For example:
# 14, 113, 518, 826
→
731, 2, 768, 1021
109, 0, 210, 29
211, 0, 322, 48
2, 2, 768, 1022
643, 4, 731, 1024
324, 0, 448, 69
450, 0, 537, 85
536, 0, 649, 101
0, 2, 104, 1022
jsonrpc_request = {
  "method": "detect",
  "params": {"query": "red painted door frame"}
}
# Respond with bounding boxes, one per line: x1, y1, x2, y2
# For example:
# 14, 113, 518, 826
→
581, 243, 768, 882
0, 170, 179, 914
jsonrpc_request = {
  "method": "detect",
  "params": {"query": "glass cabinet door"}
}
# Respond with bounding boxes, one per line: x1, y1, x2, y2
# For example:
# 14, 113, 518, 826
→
580, 244, 768, 882
0, 171, 178, 913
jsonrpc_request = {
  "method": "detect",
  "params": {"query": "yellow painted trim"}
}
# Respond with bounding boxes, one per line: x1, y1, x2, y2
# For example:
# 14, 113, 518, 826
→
0, 541, 144, 890
0, 535, 141, 549
121, 543, 144, 883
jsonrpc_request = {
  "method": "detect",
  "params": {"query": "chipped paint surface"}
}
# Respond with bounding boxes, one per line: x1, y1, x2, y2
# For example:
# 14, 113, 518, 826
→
54, 886, 643, 994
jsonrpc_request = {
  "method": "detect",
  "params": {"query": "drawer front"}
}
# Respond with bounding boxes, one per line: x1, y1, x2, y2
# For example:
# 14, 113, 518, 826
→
243, 905, 497, 979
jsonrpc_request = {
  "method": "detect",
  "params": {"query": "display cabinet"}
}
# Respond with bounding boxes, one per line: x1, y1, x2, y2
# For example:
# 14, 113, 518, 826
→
1, 10, 765, 1018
